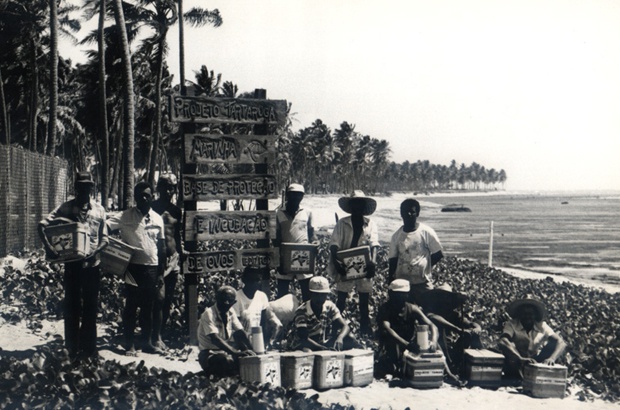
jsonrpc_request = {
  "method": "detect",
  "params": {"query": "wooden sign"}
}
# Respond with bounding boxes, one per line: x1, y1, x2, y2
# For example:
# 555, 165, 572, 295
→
182, 174, 279, 200
185, 211, 276, 241
170, 96, 287, 125
184, 248, 280, 274
184, 134, 277, 165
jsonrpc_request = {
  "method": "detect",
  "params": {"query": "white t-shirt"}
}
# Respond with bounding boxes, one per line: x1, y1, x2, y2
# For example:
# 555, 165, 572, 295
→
232, 289, 281, 332
388, 222, 443, 285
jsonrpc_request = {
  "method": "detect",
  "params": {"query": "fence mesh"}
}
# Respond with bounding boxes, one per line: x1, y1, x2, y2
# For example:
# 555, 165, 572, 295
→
0, 145, 69, 257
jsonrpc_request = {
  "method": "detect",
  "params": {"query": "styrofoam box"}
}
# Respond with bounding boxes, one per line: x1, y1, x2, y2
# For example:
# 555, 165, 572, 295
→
523, 363, 568, 398
45, 222, 88, 262
239, 353, 281, 386
313, 351, 345, 390
464, 349, 504, 388
280, 351, 314, 389
100, 237, 137, 276
344, 349, 374, 387
280, 243, 317, 275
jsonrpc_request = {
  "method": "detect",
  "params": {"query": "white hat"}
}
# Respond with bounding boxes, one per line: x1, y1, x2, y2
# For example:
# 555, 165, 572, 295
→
309, 276, 330, 293
338, 190, 377, 216
388, 279, 410, 293
287, 183, 305, 193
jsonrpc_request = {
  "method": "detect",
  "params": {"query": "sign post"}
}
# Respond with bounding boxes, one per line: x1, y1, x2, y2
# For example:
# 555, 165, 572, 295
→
170, 90, 287, 344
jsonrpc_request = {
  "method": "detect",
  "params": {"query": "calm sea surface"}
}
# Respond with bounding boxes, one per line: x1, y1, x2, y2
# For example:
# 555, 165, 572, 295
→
402, 192, 620, 285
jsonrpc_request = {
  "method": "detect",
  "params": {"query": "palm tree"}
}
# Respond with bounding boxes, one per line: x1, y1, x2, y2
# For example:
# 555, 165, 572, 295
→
112, 0, 136, 208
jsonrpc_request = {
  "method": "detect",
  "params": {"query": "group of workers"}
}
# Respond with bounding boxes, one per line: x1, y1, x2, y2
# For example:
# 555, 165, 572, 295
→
39, 174, 566, 386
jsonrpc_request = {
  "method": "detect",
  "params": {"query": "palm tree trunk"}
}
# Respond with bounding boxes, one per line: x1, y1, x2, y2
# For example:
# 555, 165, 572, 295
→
147, 30, 167, 188
0, 66, 8, 145
47, 0, 59, 157
178, 0, 186, 95
29, 38, 38, 152
98, 0, 110, 208
112, 0, 135, 209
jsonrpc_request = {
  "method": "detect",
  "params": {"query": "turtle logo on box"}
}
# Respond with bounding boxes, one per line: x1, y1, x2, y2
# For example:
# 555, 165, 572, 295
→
264, 363, 279, 384
290, 250, 310, 271
298, 365, 312, 380
326, 360, 342, 380
52, 234, 73, 251
344, 255, 366, 278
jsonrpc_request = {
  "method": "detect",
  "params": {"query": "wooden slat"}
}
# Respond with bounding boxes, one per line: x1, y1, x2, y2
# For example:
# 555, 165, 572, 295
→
170, 96, 287, 125
183, 248, 280, 274
184, 210, 276, 241
182, 174, 279, 200
184, 134, 277, 165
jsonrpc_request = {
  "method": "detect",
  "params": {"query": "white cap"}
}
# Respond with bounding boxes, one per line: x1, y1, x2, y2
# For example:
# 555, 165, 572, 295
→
388, 279, 410, 293
287, 183, 305, 193
309, 276, 330, 293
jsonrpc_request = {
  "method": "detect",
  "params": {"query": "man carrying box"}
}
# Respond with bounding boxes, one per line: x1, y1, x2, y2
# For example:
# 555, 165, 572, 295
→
328, 190, 379, 337
38, 171, 109, 361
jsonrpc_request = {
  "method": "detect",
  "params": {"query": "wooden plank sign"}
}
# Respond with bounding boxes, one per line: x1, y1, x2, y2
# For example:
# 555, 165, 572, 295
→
184, 248, 280, 274
185, 211, 276, 241
184, 134, 277, 165
182, 174, 279, 200
170, 96, 287, 125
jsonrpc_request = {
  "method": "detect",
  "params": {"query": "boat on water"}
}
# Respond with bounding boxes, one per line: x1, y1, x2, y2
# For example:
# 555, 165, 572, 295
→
441, 204, 472, 212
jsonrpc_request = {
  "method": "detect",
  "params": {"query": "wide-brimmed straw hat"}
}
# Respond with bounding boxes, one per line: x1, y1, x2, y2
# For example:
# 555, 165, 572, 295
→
507, 297, 546, 320
338, 190, 377, 216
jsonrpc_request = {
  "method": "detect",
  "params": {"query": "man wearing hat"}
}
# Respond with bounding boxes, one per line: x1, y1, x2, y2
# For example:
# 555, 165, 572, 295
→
328, 190, 380, 336
151, 173, 183, 346
498, 297, 566, 381
376, 279, 439, 377
289, 276, 357, 351
38, 171, 109, 360
388, 198, 444, 303
274, 183, 317, 301
197, 286, 256, 377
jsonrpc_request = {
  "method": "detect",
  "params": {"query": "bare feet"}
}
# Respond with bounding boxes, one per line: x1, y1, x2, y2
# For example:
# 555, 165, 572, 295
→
142, 343, 164, 355
125, 345, 138, 357
153, 340, 168, 351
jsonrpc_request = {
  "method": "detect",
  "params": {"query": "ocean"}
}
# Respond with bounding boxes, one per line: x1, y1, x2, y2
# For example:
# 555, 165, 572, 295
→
303, 191, 620, 288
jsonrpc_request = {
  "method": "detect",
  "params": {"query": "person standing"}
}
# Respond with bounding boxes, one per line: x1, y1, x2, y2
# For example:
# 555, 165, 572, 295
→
388, 198, 444, 303
274, 183, 317, 301
151, 173, 183, 345
107, 182, 166, 356
38, 171, 109, 360
328, 190, 379, 336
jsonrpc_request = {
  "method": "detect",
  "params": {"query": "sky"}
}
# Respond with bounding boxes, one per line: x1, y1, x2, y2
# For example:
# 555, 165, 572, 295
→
62, 0, 620, 192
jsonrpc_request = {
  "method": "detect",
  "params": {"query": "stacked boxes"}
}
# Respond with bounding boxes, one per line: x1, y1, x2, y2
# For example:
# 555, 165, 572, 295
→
280, 352, 314, 389
523, 363, 568, 398
44, 222, 88, 262
402, 351, 444, 388
280, 243, 317, 275
313, 351, 345, 390
344, 349, 374, 387
464, 349, 504, 388
337, 246, 370, 280
100, 237, 137, 277
239, 354, 281, 386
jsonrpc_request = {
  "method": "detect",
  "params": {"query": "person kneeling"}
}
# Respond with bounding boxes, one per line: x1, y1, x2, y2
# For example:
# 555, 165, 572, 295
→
197, 286, 256, 377
498, 296, 566, 384
376, 279, 439, 378
289, 276, 359, 352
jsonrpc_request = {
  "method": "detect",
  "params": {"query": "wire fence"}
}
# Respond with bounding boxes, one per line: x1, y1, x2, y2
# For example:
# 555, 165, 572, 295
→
0, 145, 69, 257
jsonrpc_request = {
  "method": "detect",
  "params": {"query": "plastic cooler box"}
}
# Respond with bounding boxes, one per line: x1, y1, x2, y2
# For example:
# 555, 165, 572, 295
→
45, 222, 88, 262
464, 349, 504, 388
313, 351, 345, 390
523, 363, 568, 398
99, 237, 138, 277
336, 246, 370, 280
344, 349, 374, 387
402, 351, 444, 388
280, 351, 314, 389
239, 353, 281, 386
280, 243, 317, 275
